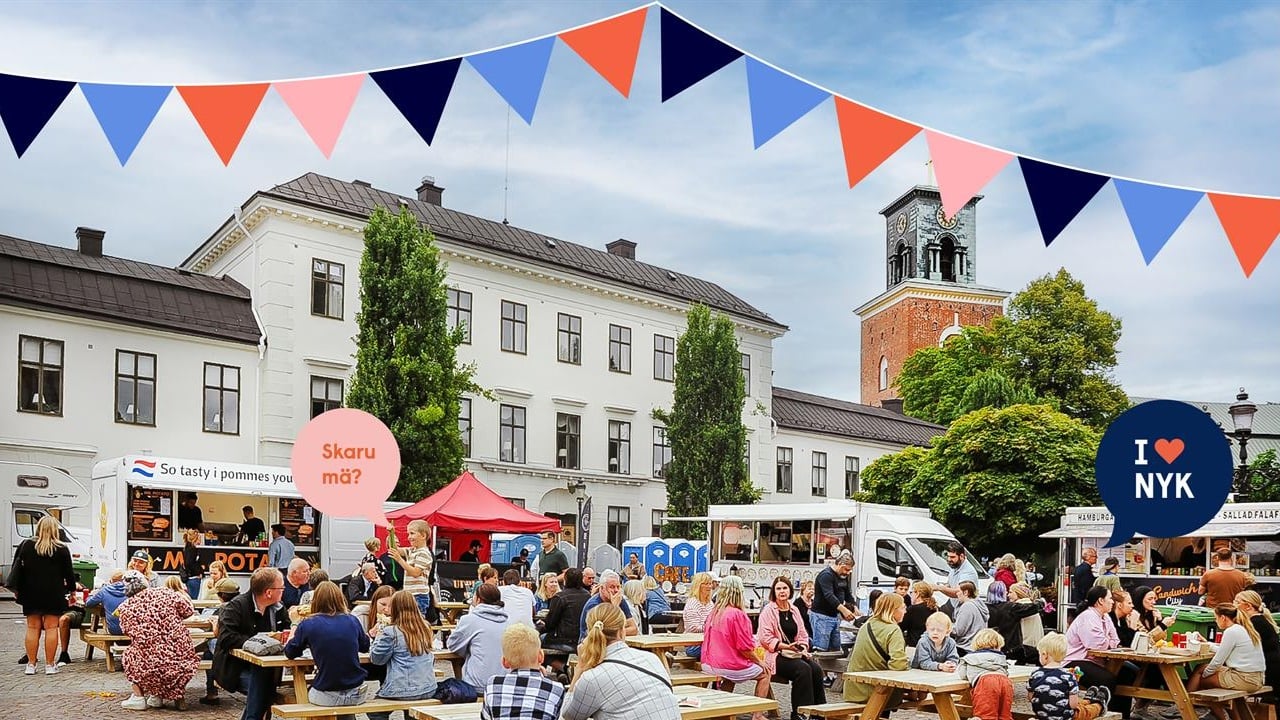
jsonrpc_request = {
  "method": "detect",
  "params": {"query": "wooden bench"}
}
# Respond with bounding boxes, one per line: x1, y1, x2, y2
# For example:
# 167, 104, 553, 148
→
80, 630, 129, 671
1190, 686, 1272, 720
796, 701, 865, 719
668, 668, 718, 688
271, 698, 440, 718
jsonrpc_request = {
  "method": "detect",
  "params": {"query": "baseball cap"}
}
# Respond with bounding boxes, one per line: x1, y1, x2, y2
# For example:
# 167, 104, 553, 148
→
131, 550, 150, 562
213, 578, 240, 594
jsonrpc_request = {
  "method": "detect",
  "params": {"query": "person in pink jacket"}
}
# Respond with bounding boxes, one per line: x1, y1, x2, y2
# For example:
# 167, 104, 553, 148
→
757, 576, 826, 720
700, 575, 770, 720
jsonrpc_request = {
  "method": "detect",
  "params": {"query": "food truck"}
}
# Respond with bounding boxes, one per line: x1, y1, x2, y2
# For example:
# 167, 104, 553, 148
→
1042, 503, 1280, 630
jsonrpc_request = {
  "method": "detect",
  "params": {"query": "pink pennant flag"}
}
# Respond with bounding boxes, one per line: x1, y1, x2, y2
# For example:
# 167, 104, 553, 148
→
926, 130, 1014, 218
274, 74, 365, 158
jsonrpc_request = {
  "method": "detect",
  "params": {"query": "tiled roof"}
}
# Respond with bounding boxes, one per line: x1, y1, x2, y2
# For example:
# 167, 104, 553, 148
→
1132, 396, 1280, 459
0, 233, 260, 345
771, 386, 944, 448
247, 173, 785, 331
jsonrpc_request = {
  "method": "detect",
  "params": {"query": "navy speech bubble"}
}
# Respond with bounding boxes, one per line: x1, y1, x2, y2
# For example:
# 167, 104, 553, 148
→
1095, 399, 1234, 548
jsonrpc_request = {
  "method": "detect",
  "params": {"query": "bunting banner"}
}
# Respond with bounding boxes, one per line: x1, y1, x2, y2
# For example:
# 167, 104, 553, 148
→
0, 1, 1275, 276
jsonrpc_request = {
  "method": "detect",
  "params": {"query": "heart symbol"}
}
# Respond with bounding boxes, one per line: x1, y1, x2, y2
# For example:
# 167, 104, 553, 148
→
1154, 438, 1185, 465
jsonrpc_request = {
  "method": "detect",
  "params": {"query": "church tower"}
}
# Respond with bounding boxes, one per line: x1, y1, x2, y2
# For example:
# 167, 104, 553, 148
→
854, 186, 1009, 408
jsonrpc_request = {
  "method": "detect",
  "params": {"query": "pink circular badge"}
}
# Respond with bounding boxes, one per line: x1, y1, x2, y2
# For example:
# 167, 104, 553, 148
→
291, 408, 401, 526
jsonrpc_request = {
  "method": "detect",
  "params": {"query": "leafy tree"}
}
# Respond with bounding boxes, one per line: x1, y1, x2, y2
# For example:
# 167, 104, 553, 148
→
1244, 449, 1280, 502
653, 304, 757, 539
856, 445, 930, 506
896, 329, 995, 426
957, 368, 1037, 416
346, 206, 481, 501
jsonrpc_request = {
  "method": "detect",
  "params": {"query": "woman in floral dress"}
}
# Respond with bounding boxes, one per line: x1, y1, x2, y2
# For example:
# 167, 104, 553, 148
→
116, 570, 200, 710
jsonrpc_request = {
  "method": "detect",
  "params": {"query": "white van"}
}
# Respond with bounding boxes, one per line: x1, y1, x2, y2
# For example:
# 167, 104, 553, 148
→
2, 461, 92, 579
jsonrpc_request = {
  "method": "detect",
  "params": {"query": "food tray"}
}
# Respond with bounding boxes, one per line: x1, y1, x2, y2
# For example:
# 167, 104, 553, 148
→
1158, 646, 1195, 656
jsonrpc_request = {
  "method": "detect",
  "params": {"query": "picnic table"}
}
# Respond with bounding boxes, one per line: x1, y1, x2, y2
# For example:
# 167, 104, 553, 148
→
82, 604, 214, 670
1088, 647, 1218, 720
844, 665, 1035, 720
437, 601, 470, 624
191, 598, 221, 609
232, 650, 373, 699
408, 684, 777, 720
625, 632, 705, 668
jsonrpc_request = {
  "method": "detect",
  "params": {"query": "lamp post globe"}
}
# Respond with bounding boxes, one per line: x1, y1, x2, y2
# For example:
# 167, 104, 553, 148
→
1228, 387, 1258, 501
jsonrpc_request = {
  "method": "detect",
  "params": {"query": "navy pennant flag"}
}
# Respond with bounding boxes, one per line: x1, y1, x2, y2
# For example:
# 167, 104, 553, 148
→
370, 59, 462, 146
0, 73, 76, 157
660, 8, 743, 102
1019, 157, 1112, 246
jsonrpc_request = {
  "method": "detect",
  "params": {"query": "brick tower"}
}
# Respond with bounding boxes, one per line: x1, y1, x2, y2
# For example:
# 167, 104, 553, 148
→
854, 186, 1009, 407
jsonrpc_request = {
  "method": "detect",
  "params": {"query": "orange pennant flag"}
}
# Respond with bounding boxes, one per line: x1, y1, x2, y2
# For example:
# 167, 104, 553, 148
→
559, 6, 648, 97
1208, 193, 1280, 277
835, 97, 921, 188
177, 83, 270, 165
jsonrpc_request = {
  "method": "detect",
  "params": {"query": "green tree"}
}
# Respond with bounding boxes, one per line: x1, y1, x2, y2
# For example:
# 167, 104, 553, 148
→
957, 368, 1037, 416
856, 445, 931, 506
346, 206, 481, 501
896, 329, 995, 425
1244, 449, 1280, 502
653, 304, 757, 539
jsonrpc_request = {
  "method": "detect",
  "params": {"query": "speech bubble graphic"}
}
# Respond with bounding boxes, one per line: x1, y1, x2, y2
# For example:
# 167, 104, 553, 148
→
291, 408, 401, 527
1095, 399, 1233, 548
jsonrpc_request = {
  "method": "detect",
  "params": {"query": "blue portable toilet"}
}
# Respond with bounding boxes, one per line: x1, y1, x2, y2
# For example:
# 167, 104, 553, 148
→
693, 540, 709, 573
667, 540, 697, 584
621, 537, 654, 573
494, 533, 541, 566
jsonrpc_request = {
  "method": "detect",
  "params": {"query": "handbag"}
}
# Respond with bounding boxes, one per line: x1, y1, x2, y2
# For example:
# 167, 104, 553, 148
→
778, 609, 806, 659
240, 634, 284, 656
5, 540, 29, 592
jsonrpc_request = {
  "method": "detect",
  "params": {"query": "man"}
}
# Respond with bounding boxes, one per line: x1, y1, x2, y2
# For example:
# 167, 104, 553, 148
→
513, 548, 531, 578
1093, 557, 1122, 592
346, 563, 382, 605
499, 569, 536, 627
1199, 547, 1252, 607
811, 551, 857, 651
928, 542, 978, 601
624, 553, 644, 579
582, 567, 598, 595
459, 540, 483, 563
267, 524, 295, 571
579, 570, 639, 640
128, 550, 161, 587
178, 493, 204, 531
238, 506, 265, 543
213, 566, 290, 720
1071, 547, 1098, 607
282, 557, 310, 609
538, 531, 569, 578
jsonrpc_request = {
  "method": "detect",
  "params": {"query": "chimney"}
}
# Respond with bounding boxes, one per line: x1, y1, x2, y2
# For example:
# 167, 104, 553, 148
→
606, 238, 636, 260
881, 398, 905, 414
76, 227, 105, 258
415, 175, 444, 206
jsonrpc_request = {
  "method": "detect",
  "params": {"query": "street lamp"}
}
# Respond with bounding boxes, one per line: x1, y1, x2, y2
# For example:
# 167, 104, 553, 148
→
566, 478, 588, 569
1228, 387, 1258, 501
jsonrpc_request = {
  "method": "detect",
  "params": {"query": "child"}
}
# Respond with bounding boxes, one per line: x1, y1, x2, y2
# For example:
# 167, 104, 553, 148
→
894, 576, 911, 598
368, 590, 438, 720
852, 589, 883, 633
1028, 633, 1110, 720
912, 612, 959, 672
482, 623, 565, 720
958, 628, 1013, 720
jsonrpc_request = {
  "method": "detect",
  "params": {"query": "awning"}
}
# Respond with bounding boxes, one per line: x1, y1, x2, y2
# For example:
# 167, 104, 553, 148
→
1041, 522, 1280, 540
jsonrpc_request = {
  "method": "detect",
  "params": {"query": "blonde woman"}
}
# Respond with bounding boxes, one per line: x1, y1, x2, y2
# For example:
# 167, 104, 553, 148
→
700, 575, 771, 720
901, 580, 938, 646
164, 575, 186, 592
1187, 604, 1265, 696
534, 572, 559, 614
995, 554, 1018, 588
12, 516, 76, 675
623, 579, 649, 634
845, 592, 908, 703
682, 572, 715, 659
201, 560, 229, 601
181, 528, 206, 599
1234, 590, 1280, 693
562, 603, 679, 720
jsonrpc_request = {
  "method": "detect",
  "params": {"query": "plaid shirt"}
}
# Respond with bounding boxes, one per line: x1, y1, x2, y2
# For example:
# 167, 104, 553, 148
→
481, 668, 565, 720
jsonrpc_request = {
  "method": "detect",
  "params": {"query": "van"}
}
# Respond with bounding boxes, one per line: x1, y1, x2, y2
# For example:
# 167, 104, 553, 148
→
2, 461, 91, 578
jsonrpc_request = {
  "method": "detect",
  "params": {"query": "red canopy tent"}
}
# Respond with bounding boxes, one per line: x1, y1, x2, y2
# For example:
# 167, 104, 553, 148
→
378, 471, 559, 553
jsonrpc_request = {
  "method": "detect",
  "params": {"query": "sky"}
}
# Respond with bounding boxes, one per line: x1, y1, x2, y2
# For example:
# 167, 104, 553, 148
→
0, 0, 1277, 408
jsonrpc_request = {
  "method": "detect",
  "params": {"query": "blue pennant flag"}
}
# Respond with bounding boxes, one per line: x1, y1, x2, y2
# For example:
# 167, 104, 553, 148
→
0, 73, 76, 157
371, 59, 462, 146
80, 84, 171, 166
1113, 180, 1204, 265
1019, 157, 1112, 246
745, 58, 830, 149
467, 37, 556, 125
660, 8, 743, 102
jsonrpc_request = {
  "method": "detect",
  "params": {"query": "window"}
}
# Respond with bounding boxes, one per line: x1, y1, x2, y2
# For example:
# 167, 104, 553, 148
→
499, 404, 526, 463
652, 510, 667, 537
652, 427, 672, 478
447, 288, 472, 343
202, 363, 240, 434
775, 447, 793, 493
557, 313, 581, 364
459, 398, 472, 457
878, 356, 889, 391
556, 413, 581, 469
653, 334, 675, 381
740, 353, 751, 394
607, 506, 630, 547
311, 259, 344, 319
18, 336, 63, 415
504, 497, 526, 509
115, 350, 155, 425
309, 376, 343, 418
500, 300, 527, 353
811, 451, 827, 497
608, 420, 631, 474
844, 456, 861, 497
608, 324, 631, 373
876, 538, 917, 579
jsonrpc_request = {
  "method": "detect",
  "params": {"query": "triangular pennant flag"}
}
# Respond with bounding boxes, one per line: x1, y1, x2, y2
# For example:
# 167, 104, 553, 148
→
925, 130, 1014, 219
176, 83, 270, 165
1208, 193, 1280, 278
1018, 157, 1111, 246
660, 8, 742, 102
744, 58, 830, 149
79, 84, 171, 166
466, 37, 556, 125
0, 73, 76, 157
834, 97, 920, 188
370, 59, 462, 147
558, 6, 648, 97
274, 74, 365, 159
1113, 180, 1204, 265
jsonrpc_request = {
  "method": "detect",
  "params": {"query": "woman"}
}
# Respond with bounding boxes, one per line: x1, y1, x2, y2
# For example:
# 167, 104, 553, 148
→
1108, 589, 1141, 649
795, 580, 816, 638
758, 576, 826, 720
534, 572, 559, 614
1187, 604, 1265, 698
543, 568, 588, 653
1133, 586, 1176, 638
368, 590, 437, 720
200, 560, 229, 601
643, 575, 674, 624
11, 515, 75, 676
994, 555, 1018, 589
1064, 586, 1133, 718
562, 603, 679, 720
180, 529, 206, 600
164, 575, 186, 592
116, 570, 200, 710
901, 581, 937, 647
700, 575, 771, 720
988, 582, 1046, 664
845, 592, 909, 704
1234, 590, 1280, 695
952, 580, 989, 653
682, 572, 716, 660
284, 581, 370, 718
446, 582, 510, 694
623, 579, 650, 634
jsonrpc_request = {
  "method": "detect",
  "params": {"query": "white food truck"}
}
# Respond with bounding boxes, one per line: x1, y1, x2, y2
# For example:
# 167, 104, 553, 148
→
704, 500, 990, 608
2, 460, 93, 579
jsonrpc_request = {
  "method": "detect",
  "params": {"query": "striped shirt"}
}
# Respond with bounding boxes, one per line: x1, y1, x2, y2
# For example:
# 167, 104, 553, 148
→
402, 546, 433, 596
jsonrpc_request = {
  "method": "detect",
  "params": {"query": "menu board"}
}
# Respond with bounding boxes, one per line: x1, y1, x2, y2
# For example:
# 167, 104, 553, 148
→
279, 497, 320, 547
1080, 538, 1148, 574
129, 487, 174, 541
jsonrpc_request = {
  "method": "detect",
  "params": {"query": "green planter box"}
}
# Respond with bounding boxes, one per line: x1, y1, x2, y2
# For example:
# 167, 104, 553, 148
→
1156, 604, 1280, 639
71, 560, 98, 589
